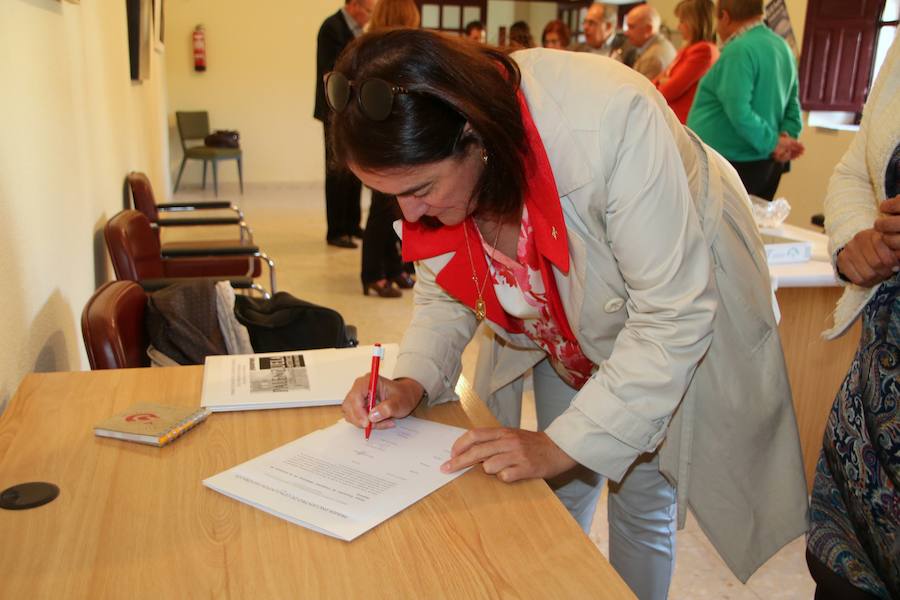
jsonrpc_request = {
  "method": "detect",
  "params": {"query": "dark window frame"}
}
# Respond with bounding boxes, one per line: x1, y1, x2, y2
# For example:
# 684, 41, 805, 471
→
798, 0, 897, 113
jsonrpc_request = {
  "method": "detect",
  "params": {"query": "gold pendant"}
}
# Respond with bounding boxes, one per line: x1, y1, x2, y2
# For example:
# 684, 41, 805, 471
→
475, 298, 486, 321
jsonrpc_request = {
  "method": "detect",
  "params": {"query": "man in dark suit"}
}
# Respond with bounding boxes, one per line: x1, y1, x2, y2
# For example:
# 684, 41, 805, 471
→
314, 0, 374, 249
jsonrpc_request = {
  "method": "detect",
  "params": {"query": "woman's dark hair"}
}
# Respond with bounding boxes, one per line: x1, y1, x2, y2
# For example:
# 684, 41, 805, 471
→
329, 29, 527, 221
509, 21, 535, 48
541, 19, 571, 48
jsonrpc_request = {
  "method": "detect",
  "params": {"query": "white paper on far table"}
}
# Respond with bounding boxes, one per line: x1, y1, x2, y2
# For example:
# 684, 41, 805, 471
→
202, 417, 470, 540
200, 344, 398, 412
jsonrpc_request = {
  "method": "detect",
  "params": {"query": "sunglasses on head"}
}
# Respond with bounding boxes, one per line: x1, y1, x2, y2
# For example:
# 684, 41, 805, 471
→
324, 71, 409, 121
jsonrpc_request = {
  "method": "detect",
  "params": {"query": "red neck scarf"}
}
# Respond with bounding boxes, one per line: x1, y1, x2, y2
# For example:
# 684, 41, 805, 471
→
402, 92, 576, 341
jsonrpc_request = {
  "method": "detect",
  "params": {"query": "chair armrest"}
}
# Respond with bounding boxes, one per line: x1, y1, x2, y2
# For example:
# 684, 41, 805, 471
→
138, 276, 254, 292
156, 215, 243, 226
157, 202, 244, 220
157, 201, 235, 210
159, 241, 261, 257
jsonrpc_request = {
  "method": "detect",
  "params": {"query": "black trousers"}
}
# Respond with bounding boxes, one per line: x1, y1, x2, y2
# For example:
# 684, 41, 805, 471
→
322, 122, 361, 240
729, 158, 789, 201
361, 191, 404, 284
806, 550, 881, 600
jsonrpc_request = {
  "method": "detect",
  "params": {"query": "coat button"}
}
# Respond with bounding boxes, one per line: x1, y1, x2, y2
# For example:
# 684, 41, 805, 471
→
603, 297, 625, 313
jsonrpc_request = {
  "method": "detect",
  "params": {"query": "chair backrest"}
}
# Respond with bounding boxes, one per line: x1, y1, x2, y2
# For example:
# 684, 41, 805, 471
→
126, 171, 160, 222
175, 111, 211, 150
105, 210, 165, 281
81, 281, 150, 369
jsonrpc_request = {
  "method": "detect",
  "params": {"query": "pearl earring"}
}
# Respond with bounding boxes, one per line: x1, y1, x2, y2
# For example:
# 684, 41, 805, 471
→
481, 148, 489, 165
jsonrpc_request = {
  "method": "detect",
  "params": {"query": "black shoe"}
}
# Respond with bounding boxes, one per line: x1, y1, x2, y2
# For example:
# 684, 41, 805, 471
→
363, 280, 402, 298
390, 272, 415, 289
327, 235, 358, 249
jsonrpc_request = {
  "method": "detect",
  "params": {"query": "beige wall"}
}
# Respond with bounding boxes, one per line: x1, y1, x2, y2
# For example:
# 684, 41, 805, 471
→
165, 0, 338, 185
0, 0, 169, 409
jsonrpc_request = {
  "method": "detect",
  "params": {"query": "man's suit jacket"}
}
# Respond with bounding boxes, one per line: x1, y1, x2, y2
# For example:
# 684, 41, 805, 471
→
392, 49, 807, 583
632, 34, 677, 80
573, 32, 627, 59
314, 10, 355, 122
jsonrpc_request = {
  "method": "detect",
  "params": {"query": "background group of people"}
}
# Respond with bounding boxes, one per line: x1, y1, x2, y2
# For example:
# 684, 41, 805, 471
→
497, 1, 805, 202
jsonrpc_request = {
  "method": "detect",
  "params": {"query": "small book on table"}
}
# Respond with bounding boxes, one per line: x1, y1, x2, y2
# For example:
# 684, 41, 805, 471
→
93, 403, 211, 447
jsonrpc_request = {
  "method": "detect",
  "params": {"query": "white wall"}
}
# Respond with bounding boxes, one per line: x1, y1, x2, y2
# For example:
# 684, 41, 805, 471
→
0, 0, 169, 409
165, 0, 338, 185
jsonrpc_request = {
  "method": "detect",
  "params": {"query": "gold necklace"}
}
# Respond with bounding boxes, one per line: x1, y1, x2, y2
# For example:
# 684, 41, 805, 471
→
463, 217, 504, 321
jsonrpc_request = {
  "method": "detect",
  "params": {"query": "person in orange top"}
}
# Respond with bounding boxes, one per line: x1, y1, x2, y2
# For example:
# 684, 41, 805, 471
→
652, 0, 718, 123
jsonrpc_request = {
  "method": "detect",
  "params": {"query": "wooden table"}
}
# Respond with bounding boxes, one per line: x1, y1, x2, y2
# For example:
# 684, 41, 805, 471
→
776, 286, 859, 490
0, 367, 634, 599
769, 225, 860, 489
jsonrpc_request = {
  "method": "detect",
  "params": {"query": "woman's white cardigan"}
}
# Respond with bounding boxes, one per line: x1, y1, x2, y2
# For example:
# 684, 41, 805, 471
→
824, 37, 900, 339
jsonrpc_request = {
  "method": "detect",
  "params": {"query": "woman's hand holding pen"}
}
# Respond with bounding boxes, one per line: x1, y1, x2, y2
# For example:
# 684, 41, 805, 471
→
440, 428, 578, 483
342, 376, 425, 430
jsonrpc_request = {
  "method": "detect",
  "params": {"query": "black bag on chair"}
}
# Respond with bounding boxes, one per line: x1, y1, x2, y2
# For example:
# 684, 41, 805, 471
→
204, 129, 240, 148
233, 292, 357, 352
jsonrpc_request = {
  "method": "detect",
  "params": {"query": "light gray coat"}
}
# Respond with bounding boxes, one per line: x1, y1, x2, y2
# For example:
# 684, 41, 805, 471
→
392, 49, 807, 582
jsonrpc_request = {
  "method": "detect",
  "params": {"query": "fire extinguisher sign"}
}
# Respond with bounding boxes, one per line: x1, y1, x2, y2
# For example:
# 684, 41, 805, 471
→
193, 25, 207, 72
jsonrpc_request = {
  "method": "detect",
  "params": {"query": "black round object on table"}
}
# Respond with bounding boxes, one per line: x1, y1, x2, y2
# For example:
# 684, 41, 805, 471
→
0, 482, 59, 510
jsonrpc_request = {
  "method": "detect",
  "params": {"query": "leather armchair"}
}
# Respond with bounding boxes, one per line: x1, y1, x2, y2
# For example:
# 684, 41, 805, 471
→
81, 281, 150, 369
104, 210, 269, 296
126, 172, 276, 290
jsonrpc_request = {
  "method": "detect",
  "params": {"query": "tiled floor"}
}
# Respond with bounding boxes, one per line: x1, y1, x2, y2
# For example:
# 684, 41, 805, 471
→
171, 181, 815, 599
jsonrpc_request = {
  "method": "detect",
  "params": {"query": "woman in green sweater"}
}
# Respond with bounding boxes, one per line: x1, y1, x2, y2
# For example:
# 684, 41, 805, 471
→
687, 0, 803, 200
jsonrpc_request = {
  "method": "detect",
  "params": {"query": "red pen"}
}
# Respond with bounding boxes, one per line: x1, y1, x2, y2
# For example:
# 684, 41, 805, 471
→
364, 343, 383, 440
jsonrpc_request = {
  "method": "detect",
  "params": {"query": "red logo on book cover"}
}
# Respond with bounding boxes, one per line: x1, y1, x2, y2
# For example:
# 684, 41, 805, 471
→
125, 412, 159, 422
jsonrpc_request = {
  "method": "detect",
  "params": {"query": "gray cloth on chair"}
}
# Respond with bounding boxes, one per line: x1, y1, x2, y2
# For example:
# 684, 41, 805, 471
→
145, 279, 252, 366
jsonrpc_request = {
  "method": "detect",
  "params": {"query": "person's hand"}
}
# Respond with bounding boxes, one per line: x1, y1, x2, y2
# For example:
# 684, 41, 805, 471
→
836, 227, 899, 287
874, 196, 900, 252
787, 137, 805, 160
342, 376, 424, 430
771, 134, 792, 162
440, 428, 578, 482
772, 133, 803, 162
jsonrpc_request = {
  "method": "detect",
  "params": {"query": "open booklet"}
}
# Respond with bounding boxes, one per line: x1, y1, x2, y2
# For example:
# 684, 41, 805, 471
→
200, 344, 398, 412
203, 417, 470, 541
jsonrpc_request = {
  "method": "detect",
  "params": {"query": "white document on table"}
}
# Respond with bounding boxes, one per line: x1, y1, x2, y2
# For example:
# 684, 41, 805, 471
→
203, 417, 470, 541
200, 344, 398, 412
